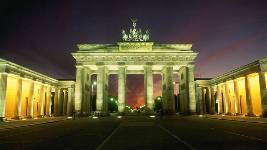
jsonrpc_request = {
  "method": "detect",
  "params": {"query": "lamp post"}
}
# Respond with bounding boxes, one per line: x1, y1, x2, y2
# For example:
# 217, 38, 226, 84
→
91, 81, 97, 114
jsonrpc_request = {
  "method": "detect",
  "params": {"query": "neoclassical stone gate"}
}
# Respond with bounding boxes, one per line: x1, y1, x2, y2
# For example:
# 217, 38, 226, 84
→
72, 20, 198, 115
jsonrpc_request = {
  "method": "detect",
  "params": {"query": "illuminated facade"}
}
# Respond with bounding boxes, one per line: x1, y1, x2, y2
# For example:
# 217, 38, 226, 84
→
72, 20, 198, 115
195, 58, 267, 117
0, 59, 75, 120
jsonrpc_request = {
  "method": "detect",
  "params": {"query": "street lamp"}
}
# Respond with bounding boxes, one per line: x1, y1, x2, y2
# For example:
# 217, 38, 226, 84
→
91, 81, 97, 113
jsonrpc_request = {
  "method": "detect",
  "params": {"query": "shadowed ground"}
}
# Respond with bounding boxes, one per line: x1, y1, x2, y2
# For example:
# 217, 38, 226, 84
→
0, 116, 266, 150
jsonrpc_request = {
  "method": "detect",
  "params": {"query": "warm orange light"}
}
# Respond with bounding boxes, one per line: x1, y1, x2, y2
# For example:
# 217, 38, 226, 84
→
5, 75, 19, 119
237, 78, 247, 115
226, 81, 235, 114
21, 79, 32, 118
248, 73, 262, 116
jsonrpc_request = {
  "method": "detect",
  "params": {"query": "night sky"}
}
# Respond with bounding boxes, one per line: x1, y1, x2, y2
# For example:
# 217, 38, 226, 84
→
1, 0, 266, 107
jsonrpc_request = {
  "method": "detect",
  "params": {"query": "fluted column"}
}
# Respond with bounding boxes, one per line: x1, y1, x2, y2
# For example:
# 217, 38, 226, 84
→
40, 85, 45, 116
199, 88, 204, 115
67, 87, 73, 115
188, 65, 196, 113
74, 66, 83, 114
216, 85, 221, 114
0, 73, 7, 120
28, 80, 34, 118
224, 83, 229, 114
57, 89, 64, 115
210, 86, 216, 114
258, 71, 267, 117
233, 79, 240, 114
196, 86, 202, 114
96, 66, 108, 114
144, 65, 153, 110
206, 87, 211, 114
15, 77, 22, 119
53, 87, 58, 116
162, 66, 175, 114
46, 86, 52, 116
245, 75, 253, 116
118, 66, 126, 112
63, 90, 67, 115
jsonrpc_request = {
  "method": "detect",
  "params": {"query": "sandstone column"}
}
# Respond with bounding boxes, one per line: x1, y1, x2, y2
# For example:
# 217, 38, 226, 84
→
188, 65, 196, 114
245, 75, 254, 116
96, 66, 108, 114
74, 66, 83, 115
67, 87, 73, 115
15, 77, 22, 119
53, 87, 58, 116
118, 66, 126, 112
162, 66, 175, 114
63, 89, 67, 115
28, 80, 35, 118
144, 65, 153, 110
57, 88, 64, 116
40, 84, 45, 116
233, 79, 240, 114
199, 87, 204, 115
258, 71, 267, 117
46, 86, 52, 116
210, 86, 216, 114
216, 85, 221, 114
224, 83, 229, 114
0, 73, 7, 120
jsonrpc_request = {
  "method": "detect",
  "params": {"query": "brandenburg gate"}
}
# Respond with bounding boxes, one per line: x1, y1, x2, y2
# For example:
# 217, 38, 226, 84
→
72, 20, 198, 115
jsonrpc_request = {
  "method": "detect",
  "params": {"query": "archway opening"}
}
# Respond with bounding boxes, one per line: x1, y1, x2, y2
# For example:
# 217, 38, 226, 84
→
126, 74, 144, 110
108, 74, 118, 113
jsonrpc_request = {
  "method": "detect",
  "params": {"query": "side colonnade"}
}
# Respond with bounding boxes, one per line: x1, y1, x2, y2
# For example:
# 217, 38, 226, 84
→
0, 59, 75, 121
196, 58, 267, 117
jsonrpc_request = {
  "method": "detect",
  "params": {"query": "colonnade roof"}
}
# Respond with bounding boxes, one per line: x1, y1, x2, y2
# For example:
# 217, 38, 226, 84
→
0, 58, 74, 86
197, 58, 267, 86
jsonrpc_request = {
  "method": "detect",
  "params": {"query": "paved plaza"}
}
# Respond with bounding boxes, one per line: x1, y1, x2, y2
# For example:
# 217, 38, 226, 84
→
0, 115, 266, 150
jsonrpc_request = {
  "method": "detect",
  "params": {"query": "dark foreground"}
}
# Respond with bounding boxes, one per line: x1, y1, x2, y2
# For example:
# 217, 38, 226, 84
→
0, 115, 266, 150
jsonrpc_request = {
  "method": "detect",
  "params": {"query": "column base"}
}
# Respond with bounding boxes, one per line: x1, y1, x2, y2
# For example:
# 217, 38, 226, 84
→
13, 116, 23, 120
246, 113, 256, 117
0, 117, 6, 122
262, 111, 267, 118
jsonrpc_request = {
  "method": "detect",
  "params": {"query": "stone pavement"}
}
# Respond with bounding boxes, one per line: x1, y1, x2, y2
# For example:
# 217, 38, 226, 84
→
203, 114, 267, 124
0, 116, 69, 130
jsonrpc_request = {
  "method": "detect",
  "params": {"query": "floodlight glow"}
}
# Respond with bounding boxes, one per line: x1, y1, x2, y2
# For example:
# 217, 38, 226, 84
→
92, 116, 98, 119
117, 116, 122, 119
93, 81, 97, 85
22, 118, 27, 120
199, 115, 203, 117
222, 114, 225, 116
67, 116, 73, 119
34, 117, 38, 119
149, 115, 156, 118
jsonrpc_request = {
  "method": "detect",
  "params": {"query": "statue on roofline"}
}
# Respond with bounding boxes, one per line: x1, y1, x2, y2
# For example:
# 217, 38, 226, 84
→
121, 18, 150, 42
